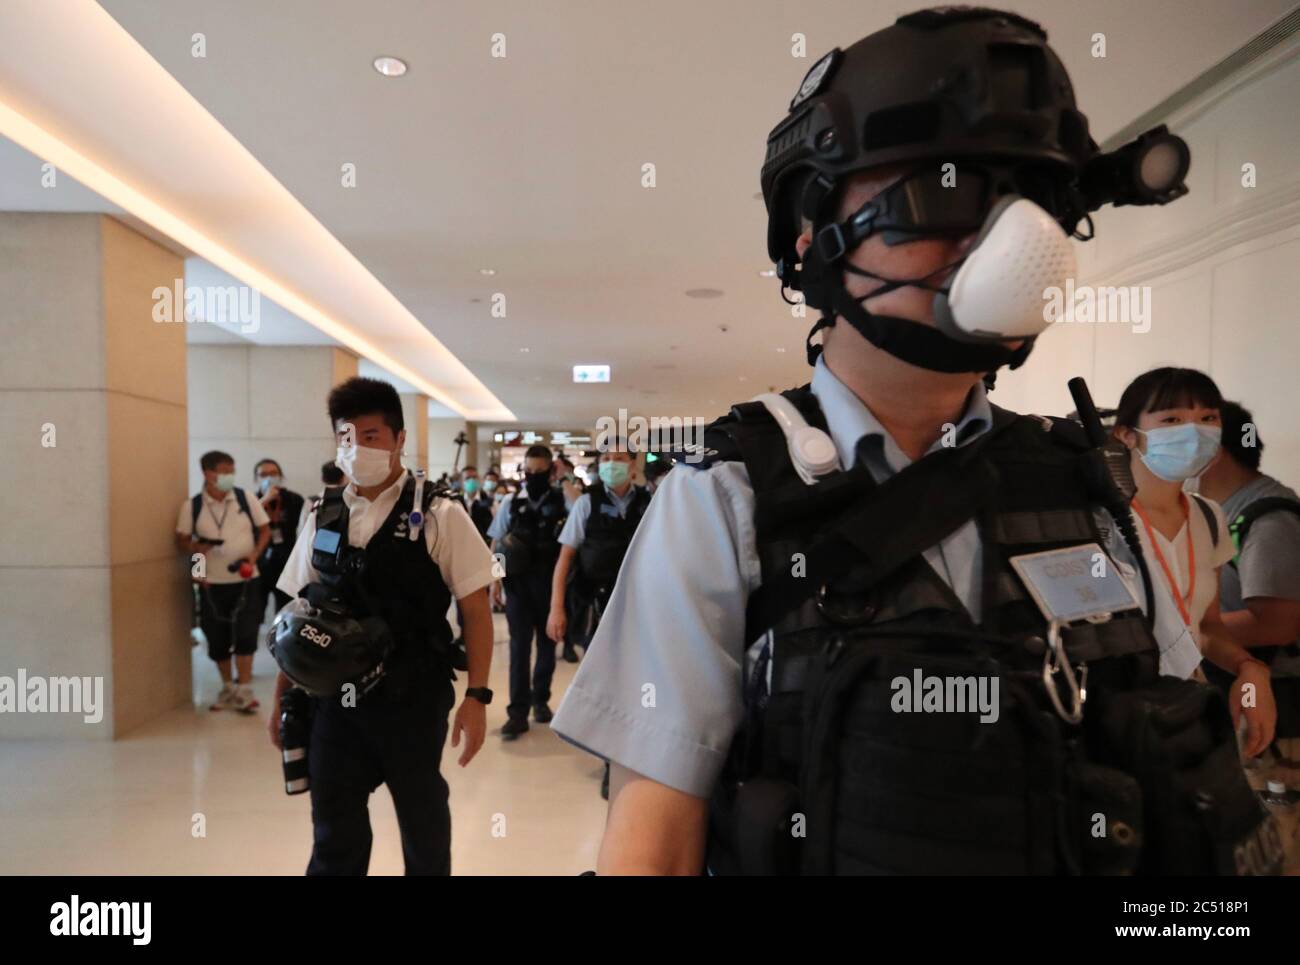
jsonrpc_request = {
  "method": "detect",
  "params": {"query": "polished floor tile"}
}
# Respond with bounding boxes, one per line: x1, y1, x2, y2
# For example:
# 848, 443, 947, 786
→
0, 613, 607, 875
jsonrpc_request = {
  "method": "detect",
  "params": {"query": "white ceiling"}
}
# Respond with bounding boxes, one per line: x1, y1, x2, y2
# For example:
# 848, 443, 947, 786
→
5, 0, 1297, 429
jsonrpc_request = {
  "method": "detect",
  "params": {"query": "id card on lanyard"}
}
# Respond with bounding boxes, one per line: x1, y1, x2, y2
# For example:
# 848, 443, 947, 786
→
1132, 495, 1196, 627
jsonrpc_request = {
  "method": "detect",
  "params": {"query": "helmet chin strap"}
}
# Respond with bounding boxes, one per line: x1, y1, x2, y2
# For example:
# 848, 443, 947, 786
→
799, 229, 1035, 374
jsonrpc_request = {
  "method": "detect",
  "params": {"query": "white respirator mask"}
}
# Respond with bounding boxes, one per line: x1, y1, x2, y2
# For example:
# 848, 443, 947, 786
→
932, 195, 1077, 343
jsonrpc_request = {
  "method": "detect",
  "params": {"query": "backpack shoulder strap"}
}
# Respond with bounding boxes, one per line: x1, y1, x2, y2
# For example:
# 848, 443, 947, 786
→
1189, 492, 1219, 547
191, 493, 202, 531
1231, 496, 1300, 550
232, 487, 252, 520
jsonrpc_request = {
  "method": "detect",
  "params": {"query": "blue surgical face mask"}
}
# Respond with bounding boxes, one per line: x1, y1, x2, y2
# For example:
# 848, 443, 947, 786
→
1137, 423, 1221, 482
598, 461, 631, 489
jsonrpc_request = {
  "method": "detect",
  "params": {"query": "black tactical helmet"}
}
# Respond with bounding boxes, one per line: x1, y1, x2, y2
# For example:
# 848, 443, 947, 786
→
267, 596, 394, 697
762, 6, 1096, 279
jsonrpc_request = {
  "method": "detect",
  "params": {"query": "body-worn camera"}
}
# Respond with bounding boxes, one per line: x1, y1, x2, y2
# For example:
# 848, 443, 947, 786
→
311, 526, 366, 581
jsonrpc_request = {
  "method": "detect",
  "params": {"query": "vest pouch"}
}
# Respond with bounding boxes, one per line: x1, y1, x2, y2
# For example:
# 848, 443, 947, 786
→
1089, 675, 1282, 875
1064, 759, 1143, 875
497, 530, 533, 579
578, 538, 627, 589
798, 632, 1068, 875
729, 777, 803, 875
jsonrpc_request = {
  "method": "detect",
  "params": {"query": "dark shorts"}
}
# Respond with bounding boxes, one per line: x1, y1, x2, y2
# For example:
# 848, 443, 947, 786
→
199, 581, 262, 662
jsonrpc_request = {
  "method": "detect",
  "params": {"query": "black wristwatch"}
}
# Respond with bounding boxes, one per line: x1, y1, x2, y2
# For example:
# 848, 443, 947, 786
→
465, 687, 493, 705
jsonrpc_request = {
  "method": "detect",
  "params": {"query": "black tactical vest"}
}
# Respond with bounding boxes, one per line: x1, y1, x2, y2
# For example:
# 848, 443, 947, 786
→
498, 487, 568, 579
576, 482, 651, 592
700, 385, 1280, 877
312, 475, 456, 694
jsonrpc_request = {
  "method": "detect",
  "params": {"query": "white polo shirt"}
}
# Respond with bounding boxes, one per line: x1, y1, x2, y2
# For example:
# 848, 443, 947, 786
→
277, 470, 496, 602
175, 488, 270, 585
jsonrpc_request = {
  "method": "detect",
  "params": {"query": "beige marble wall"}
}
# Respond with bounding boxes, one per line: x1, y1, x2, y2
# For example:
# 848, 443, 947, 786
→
400, 393, 429, 474
187, 343, 360, 497
0, 213, 189, 738
427, 417, 470, 481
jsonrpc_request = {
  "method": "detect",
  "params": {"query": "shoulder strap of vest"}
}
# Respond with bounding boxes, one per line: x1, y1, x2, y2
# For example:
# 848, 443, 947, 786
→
743, 404, 1024, 641
1188, 492, 1219, 547
587, 480, 607, 509
662, 390, 821, 472
376, 474, 447, 538
315, 484, 350, 542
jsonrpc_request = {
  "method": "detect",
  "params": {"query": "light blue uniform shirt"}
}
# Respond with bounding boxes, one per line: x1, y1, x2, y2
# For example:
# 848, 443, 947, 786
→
552, 357, 1200, 798
559, 485, 643, 549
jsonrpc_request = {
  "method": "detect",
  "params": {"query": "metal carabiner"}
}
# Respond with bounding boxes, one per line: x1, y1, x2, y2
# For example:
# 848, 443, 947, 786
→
1042, 620, 1085, 725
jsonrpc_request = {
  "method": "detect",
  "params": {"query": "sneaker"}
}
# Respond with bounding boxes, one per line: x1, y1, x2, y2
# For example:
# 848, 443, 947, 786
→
230, 684, 259, 715
562, 645, 579, 663
533, 703, 554, 724
501, 717, 529, 741
210, 682, 236, 712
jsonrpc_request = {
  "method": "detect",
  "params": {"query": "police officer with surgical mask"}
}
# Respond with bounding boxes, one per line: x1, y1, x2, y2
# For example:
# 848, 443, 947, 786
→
551, 8, 1272, 876
547, 439, 650, 794
273, 377, 496, 875
459, 465, 494, 543
487, 445, 567, 740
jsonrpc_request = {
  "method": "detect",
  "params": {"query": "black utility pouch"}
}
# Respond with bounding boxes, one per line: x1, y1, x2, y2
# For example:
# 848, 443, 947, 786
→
1065, 759, 1143, 875
497, 531, 533, 578
1090, 675, 1282, 875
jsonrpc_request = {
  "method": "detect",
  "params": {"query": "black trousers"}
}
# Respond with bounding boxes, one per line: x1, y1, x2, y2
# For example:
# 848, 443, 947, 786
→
504, 570, 555, 720
306, 673, 456, 875
199, 581, 261, 662
254, 570, 292, 624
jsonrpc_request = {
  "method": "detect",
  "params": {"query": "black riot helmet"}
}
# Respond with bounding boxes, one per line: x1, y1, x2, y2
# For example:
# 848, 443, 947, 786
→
761, 6, 1189, 373
267, 596, 394, 697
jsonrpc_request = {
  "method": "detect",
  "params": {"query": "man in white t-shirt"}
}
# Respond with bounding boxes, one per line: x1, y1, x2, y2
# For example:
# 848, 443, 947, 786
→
175, 450, 270, 713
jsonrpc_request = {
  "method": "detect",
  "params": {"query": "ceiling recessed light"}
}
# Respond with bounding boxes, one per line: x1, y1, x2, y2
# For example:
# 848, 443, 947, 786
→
373, 56, 408, 77
520, 347, 530, 353
685, 288, 724, 299
776, 347, 786, 353
479, 268, 496, 276
758, 268, 776, 277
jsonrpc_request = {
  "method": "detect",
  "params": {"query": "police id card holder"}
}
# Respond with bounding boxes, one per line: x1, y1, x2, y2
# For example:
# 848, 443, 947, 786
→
1010, 542, 1140, 725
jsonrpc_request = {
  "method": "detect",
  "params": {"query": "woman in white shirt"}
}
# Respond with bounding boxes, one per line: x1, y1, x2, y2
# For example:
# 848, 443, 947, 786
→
1114, 367, 1276, 756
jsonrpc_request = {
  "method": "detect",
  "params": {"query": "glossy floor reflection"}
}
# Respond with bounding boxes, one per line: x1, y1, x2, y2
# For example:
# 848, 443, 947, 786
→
0, 613, 607, 875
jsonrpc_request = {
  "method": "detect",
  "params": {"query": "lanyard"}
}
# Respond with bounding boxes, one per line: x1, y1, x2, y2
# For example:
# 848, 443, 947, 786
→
206, 496, 231, 533
1132, 495, 1196, 626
